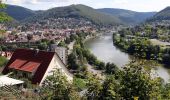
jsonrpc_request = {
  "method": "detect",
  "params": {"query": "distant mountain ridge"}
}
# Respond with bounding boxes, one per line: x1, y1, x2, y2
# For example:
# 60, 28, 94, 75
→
22, 4, 123, 25
2, 4, 163, 25
97, 8, 156, 25
147, 7, 170, 22
1, 5, 36, 21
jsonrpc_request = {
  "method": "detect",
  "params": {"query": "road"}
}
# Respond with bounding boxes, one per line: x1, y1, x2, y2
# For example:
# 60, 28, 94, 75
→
68, 41, 75, 55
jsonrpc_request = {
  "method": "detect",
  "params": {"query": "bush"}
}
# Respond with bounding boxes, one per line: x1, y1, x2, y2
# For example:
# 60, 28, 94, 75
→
0, 56, 7, 67
73, 78, 87, 91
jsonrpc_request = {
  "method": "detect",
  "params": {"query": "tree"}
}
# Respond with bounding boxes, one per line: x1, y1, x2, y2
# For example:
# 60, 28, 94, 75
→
27, 34, 33, 48
27, 34, 33, 41
85, 61, 164, 99
65, 37, 71, 44
0, 56, 7, 67
0, 1, 12, 22
162, 54, 170, 65
161, 83, 170, 99
105, 63, 118, 74
58, 41, 66, 47
40, 69, 80, 100
68, 52, 80, 70
97, 61, 105, 70
70, 34, 77, 42
116, 61, 162, 99
100, 76, 120, 100
38, 43, 47, 50
86, 75, 102, 100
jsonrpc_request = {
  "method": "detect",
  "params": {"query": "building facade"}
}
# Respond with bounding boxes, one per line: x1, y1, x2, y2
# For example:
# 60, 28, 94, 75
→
50, 44, 68, 65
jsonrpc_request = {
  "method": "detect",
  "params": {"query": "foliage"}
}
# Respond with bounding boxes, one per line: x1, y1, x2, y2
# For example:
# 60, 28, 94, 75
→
85, 61, 165, 100
0, 56, 7, 67
23, 4, 122, 25
116, 62, 162, 99
65, 37, 71, 44
67, 33, 110, 71
148, 7, 170, 22
73, 77, 87, 91
68, 52, 80, 70
0, 38, 53, 51
113, 33, 170, 66
97, 8, 156, 25
0, 84, 40, 100
58, 41, 66, 47
2, 5, 35, 21
0, 3, 12, 23
105, 62, 118, 74
161, 83, 170, 99
40, 69, 81, 100
100, 76, 120, 99
85, 75, 102, 100
162, 53, 170, 65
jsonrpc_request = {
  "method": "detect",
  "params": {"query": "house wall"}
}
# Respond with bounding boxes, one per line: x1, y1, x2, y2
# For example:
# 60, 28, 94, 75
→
50, 44, 68, 65
39, 53, 73, 85
55, 47, 68, 65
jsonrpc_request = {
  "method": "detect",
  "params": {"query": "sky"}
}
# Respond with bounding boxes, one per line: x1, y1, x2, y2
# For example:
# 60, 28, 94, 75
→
3, 0, 170, 12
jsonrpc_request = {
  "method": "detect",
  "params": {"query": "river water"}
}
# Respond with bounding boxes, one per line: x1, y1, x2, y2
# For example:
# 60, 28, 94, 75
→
85, 33, 170, 83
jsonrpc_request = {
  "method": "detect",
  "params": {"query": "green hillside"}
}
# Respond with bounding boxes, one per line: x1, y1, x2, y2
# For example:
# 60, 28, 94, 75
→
147, 7, 170, 22
97, 8, 156, 25
23, 4, 122, 25
2, 5, 36, 21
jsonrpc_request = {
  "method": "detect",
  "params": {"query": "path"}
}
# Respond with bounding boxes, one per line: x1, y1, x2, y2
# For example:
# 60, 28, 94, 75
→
85, 64, 105, 80
68, 41, 75, 55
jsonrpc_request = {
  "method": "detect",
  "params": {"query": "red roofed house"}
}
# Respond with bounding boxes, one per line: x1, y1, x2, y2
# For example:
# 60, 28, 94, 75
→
2, 49, 73, 85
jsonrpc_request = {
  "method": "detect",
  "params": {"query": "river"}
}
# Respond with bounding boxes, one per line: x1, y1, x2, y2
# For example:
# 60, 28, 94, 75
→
85, 33, 170, 83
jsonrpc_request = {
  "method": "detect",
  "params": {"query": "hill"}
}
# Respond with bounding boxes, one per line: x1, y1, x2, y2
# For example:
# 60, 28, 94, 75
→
1, 5, 36, 21
2, 4, 158, 25
147, 7, 170, 22
97, 8, 156, 25
23, 4, 123, 25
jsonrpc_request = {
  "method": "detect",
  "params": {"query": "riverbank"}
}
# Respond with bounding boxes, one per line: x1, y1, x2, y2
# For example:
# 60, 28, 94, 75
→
83, 32, 102, 43
67, 32, 108, 79
85, 33, 170, 83
85, 33, 130, 67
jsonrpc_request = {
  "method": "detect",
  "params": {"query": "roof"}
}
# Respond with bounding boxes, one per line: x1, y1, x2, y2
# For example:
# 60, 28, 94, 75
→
0, 75, 24, 87
9, 59, 41, 73
20, 61, 41, 73
2, 49, 55, 84
9, 59, 27, 69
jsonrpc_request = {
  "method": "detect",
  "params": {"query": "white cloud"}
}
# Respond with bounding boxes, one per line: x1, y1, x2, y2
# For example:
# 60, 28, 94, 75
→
113, 0, 128, 4
37, 0, 69, 2
4, 0, 170, 12
5, 0, 70, 4
3, 0, 22, 4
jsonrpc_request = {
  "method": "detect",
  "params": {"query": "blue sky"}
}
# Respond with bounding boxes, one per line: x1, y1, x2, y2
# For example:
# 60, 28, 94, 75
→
3, 0, 170, 12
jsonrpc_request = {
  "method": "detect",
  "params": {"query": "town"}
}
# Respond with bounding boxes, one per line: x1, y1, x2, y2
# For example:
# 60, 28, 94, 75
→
1, 0, 170, 100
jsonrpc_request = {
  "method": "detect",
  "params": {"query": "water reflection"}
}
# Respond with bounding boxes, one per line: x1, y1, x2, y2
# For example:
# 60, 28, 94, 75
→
85, 33, 130, 67
85, 33, 170, 83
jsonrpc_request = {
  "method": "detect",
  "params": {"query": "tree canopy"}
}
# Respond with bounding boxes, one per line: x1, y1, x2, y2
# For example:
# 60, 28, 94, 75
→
0, 2, 12, 22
